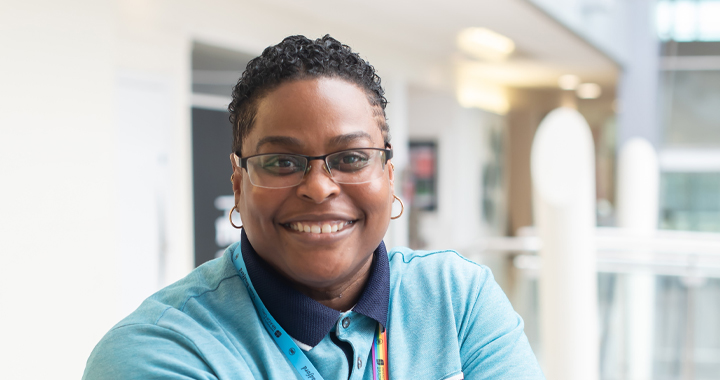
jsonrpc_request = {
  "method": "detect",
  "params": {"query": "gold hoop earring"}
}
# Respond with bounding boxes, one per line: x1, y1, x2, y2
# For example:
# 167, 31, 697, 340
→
229, 205, 243, 229
391, 194, 404, 220
230, 173, 234, 184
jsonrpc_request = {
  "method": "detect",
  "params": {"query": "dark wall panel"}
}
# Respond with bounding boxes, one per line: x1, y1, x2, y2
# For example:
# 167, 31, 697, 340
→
191, 107, 238, 266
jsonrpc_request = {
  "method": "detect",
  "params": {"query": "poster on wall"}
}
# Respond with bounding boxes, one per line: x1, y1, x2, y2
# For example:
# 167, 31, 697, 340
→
480, 117, 506, 235
409, 141, 438, 211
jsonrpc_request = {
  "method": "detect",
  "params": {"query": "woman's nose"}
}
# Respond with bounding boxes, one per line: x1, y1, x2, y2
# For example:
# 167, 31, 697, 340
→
296, 161, 340, 203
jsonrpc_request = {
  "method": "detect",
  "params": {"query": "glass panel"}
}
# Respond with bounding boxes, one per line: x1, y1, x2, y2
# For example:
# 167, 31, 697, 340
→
661, 71, 720, 148
510, 270, 720, 379
661, 172, 720, 232
656, 1, 720, 42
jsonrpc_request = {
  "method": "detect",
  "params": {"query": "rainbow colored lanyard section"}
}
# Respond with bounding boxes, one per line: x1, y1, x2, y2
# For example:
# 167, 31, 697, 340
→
371, 324, 389, 380
232, 245, 389, 379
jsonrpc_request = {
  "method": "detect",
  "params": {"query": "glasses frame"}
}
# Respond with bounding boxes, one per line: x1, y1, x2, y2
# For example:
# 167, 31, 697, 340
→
234, 147, 393, 188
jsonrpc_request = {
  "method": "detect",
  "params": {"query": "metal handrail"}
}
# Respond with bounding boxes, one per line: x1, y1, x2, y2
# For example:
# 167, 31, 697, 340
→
463, 227, 720, 278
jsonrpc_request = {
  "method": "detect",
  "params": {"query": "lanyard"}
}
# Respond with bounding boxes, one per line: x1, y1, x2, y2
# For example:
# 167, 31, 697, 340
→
372, 324, 388, 380
231, 245, 389, 380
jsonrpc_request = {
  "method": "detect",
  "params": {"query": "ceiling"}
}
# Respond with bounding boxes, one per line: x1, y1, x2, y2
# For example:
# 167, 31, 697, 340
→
258, 0, 620, 89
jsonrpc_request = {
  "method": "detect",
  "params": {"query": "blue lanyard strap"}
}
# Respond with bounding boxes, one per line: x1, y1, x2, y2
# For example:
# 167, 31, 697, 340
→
232, 244, 389, 379
232, 246, 325, 380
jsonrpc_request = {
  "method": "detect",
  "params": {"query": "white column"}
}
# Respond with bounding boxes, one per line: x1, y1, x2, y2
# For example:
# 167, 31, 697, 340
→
531, 107, 599, 380
616, 138, 659, 380
383, 77, 409, 248
116, 71, 172, 316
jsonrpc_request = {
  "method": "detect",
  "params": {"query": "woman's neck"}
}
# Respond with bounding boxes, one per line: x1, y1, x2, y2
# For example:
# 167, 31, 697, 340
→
290, 254, 374, 311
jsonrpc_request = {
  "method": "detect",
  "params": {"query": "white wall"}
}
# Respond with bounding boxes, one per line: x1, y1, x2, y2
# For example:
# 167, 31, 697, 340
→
0, 1, 119, 378
383, 78, 410, 249
407, 88, 491, 253
115, 71, 174, 316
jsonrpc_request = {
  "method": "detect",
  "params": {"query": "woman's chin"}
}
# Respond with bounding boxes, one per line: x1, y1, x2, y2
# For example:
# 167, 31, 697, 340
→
289, 263, 354, 287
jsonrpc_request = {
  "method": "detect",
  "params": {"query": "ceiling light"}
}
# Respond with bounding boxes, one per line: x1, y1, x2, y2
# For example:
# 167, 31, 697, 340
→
457, 83, 509, 115
455, 61, 509, 114
558, 74, 580, 90
576, 83, 602, 99
457, 27, 515, 61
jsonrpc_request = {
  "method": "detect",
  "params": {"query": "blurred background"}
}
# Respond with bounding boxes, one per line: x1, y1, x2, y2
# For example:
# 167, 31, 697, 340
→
1, 0, 719, 379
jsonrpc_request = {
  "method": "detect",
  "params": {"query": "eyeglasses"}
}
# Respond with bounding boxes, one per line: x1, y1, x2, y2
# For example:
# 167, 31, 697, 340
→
234, 148, 393, 189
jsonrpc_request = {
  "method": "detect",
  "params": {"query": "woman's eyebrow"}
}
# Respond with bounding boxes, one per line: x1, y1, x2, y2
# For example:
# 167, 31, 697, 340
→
255, 136, 304, 152
328, 131, 374, 146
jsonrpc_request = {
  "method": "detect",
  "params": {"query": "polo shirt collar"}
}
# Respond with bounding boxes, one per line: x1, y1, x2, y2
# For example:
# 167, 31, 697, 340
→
240, 230, 389, 347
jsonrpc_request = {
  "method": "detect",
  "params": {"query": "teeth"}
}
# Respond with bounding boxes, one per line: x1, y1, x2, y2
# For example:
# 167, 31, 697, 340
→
289, 221, 351, 234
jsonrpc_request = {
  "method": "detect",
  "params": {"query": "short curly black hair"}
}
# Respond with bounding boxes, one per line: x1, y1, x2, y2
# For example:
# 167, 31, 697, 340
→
228, 34, 389, 156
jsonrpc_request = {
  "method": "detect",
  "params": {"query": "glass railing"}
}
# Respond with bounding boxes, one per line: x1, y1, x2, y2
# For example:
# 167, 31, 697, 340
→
463, 227, 720, 380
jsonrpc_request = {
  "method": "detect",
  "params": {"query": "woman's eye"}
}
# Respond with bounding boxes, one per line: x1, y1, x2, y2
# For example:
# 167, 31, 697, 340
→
332, 151, 370, 171
259, 155, 303, 175
276, 158, 297, 167
342, 154, 365, 164
266, 155, 300, 167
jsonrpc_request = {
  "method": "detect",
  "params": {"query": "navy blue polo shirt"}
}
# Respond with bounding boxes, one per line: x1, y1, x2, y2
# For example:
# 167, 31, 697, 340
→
83, 233, 545, 379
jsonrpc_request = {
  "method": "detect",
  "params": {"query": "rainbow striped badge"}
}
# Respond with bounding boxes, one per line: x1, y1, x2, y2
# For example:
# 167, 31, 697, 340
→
371, 324, 388, 380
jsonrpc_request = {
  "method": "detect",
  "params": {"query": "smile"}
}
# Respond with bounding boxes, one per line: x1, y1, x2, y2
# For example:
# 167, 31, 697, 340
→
283, 220, 355, 234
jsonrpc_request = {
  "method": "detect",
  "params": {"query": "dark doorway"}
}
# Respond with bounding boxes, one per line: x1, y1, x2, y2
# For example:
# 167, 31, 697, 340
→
191, 42, 253, 266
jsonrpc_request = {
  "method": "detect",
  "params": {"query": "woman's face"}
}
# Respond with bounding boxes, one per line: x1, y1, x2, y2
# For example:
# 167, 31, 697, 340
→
232, 77, 394, 290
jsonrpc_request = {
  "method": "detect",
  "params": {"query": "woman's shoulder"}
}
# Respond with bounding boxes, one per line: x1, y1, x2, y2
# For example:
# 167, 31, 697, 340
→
386, 246, 497, 306
384, 247, 544, 378
84, 244, 255, 379
113, 244, 243, 329
387, 246, 491, 280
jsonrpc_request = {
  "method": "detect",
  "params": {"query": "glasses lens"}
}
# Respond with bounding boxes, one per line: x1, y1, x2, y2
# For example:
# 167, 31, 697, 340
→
246, 154, 307, 188
327, 149, 387, 184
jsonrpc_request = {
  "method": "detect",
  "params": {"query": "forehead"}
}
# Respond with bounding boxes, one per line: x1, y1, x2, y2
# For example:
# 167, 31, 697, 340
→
244, 78, 383, 155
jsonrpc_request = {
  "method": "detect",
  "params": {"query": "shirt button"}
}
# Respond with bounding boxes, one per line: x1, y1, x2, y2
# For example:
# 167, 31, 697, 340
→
342, 317, 351, 328
357, 357, 362, 369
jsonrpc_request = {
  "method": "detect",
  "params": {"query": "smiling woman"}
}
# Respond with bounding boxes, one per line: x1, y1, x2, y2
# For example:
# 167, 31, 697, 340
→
232, 77, 393, 310
83, 35, 545, 380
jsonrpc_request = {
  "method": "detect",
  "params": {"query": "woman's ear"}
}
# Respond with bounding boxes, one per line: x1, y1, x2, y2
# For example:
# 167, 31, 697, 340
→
229, 153, 242, 199
386, 143, 395, 187
388, 160, 395, 185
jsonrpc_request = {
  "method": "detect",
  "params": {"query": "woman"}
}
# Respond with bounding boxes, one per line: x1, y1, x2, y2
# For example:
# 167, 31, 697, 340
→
83, 35, 544, 380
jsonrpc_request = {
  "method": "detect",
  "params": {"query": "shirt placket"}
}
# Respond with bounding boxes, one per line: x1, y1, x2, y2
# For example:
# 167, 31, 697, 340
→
334, 311, 377, 380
